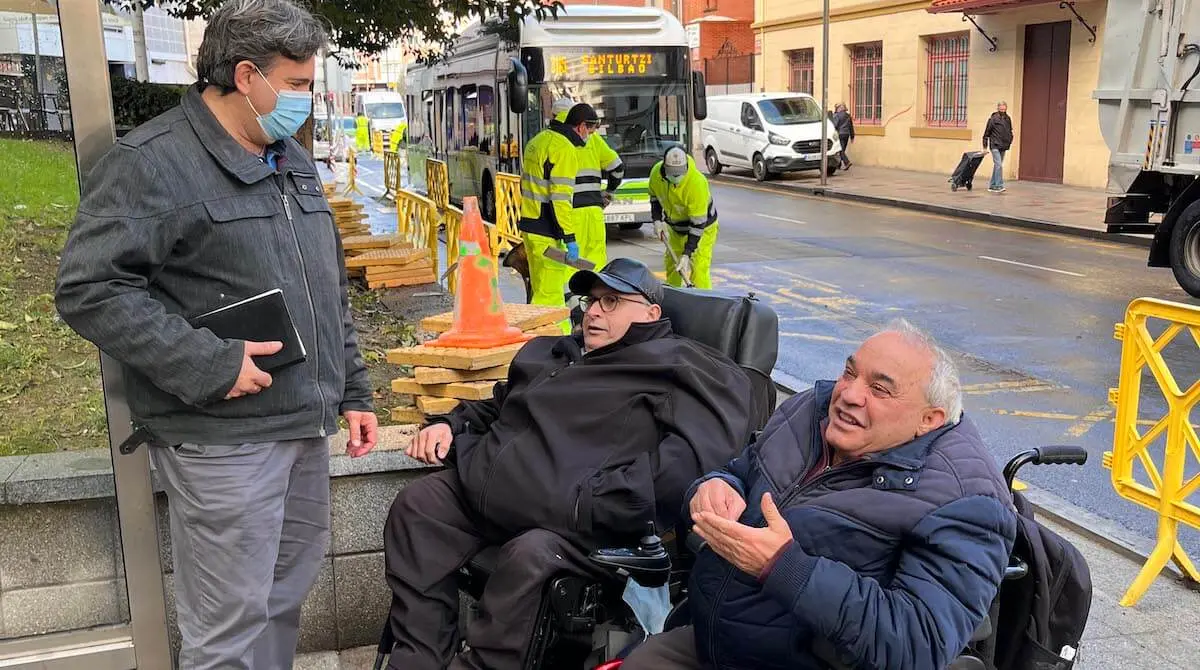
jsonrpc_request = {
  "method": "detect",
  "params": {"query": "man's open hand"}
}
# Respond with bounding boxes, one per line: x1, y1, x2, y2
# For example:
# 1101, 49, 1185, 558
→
690, 477, 746, 521
407, 423, 453, 465
344, 410, 379, 458
692, 492, 793, 577
225, 340, 282, 399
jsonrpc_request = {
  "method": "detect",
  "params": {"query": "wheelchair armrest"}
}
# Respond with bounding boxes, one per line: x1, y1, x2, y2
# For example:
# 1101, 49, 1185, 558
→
588, 522, 672, 588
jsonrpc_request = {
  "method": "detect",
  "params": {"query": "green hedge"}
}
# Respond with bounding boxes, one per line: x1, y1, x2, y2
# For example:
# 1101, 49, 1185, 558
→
110, 77, 189, 129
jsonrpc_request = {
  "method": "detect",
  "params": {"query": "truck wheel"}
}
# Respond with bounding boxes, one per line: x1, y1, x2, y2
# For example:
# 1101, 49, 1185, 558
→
706, 147, 723, 175
481, 176, 496, 223
1170, 205, 1200, 298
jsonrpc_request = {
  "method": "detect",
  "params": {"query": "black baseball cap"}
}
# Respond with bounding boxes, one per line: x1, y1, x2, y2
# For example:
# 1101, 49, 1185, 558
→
569, 257, 664, 305
565, 103, 600, 126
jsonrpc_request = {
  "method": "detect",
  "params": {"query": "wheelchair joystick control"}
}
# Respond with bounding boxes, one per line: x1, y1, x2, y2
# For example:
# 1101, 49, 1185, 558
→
637, 521, 664, 556
587, 521, 672, 587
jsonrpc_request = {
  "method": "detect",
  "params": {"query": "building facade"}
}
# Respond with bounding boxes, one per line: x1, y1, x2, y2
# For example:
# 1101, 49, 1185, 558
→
754, 0, 1109, 187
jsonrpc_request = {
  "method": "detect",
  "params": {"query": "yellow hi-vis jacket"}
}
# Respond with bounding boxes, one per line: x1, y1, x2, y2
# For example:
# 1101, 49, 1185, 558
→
518, 120, 585, 242
648, 154, 718, 255
553, 109, 626, 201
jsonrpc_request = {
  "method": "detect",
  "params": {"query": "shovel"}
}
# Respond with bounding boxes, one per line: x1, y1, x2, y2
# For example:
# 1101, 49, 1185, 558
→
659, 229, 695, 288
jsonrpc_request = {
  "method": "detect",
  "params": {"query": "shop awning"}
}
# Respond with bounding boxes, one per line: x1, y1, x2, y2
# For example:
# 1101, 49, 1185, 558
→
926, 0, 1058, 14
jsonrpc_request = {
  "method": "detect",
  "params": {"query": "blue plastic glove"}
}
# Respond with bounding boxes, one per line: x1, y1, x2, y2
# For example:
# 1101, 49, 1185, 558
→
565, 241, 580, 263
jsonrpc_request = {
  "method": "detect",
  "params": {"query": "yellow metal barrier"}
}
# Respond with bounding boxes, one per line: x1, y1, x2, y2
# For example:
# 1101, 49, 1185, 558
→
382, 151, 401, 199
1105, 297, 1200, 606
342, 148, 362, 196
426, 158, 450, 212
493, 172, 523, 251
394, 189, 441, 266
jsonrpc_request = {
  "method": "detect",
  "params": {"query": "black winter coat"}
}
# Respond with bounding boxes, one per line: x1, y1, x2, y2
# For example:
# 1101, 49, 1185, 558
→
433, 319, 753, 549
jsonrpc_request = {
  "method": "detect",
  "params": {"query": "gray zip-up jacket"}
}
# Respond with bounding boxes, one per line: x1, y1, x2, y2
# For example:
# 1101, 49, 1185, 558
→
54, 84, 372, 446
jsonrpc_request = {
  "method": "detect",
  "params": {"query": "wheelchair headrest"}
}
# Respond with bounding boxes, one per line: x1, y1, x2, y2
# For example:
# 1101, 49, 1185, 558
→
660, 286, 779, 379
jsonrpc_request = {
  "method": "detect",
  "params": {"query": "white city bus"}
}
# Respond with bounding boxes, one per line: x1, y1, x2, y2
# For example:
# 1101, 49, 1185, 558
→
403, 5, 707, 230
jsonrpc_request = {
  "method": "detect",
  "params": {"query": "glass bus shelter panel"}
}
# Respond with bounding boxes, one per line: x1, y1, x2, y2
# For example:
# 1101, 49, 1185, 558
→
0, 2, 131, 643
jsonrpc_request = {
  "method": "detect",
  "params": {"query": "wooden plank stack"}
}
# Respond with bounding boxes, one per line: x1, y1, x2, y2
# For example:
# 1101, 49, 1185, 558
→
386, 304, 569, 424
328, 194, 370, 237
345, 246, 437, 289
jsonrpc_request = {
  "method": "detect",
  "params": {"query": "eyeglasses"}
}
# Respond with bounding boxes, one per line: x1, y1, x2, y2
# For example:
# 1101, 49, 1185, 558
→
579, 293, 649, 313
584, 121, 600, 129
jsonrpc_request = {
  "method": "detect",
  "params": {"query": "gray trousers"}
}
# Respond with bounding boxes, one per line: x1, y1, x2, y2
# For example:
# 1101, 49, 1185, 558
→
622, 625, 701, 669
152, 438, 331, 670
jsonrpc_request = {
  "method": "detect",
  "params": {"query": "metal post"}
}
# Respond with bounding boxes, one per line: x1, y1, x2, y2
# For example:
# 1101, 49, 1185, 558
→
57, 0, 172, 667
819, 0, 829, 186
820, 0, 830, 186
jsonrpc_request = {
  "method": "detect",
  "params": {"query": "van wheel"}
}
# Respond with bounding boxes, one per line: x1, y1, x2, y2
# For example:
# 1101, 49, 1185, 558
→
705, 147, 723, 175
753, 154, 770, 182
1169, 202, 1200, 298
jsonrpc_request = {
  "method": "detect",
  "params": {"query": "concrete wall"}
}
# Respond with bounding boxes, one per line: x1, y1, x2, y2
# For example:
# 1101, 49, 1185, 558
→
753, 0, 1110, 187
0, 436, 431, 655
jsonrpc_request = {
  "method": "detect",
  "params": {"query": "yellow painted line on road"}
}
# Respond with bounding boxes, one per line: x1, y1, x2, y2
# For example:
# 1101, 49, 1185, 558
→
777, 287, 863, 313
1066, 406, 1115, 438
993, 409, 1083, 421
653, 271, 667, 280
962, 380, 1059, 395
1012, 479, 1028, 491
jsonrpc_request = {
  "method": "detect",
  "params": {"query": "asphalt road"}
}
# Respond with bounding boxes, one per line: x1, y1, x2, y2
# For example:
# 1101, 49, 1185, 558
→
335, 155, 1200, 558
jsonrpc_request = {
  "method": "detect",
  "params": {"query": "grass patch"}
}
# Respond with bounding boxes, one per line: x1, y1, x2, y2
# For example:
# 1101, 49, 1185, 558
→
0, 138, 419, 457
0, 138, 105, 457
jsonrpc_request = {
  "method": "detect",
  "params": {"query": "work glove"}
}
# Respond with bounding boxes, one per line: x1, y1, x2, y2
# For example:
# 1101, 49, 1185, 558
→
601, 191, 614, 208
653, 220, 668, 241
675, 254, 693, 282
565, 241, 580, 263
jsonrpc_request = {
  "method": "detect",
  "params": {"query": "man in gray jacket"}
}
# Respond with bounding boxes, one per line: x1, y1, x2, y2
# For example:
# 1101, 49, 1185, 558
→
54, 0, 376, 667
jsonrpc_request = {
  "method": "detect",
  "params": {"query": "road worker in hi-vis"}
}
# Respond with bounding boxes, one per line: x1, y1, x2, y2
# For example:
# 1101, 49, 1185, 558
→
517, 102, 599, 327
648, 145, 719, 288
551, 98, 625, 270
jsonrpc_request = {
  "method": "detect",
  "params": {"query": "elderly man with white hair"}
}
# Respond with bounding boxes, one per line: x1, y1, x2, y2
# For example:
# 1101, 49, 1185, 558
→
623, 318, 1019, 670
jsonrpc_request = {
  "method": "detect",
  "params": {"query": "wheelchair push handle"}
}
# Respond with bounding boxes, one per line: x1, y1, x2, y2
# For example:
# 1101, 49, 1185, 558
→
1003, 446, 1088, 491
1033, 445, 1089, 466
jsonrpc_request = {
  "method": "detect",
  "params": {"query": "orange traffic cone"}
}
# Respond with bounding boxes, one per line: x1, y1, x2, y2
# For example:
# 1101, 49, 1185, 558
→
433, 197, 531, 349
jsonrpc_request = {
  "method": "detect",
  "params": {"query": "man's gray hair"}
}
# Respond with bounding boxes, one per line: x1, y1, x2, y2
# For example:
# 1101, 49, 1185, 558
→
881, 318, 963, 425
196, 0, 327, 92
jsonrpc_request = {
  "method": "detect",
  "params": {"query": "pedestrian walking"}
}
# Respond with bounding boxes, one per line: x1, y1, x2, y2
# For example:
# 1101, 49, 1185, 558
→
982, 101, 1014, 193
832, 103, 855, 169
54, 1, 378, 667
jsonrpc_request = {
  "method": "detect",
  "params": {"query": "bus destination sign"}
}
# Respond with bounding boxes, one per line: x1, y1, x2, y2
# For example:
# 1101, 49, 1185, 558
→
546, 49, 668, 79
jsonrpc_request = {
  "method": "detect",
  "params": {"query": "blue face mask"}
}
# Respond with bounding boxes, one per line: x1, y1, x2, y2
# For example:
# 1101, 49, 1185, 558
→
248, 67, 311, 142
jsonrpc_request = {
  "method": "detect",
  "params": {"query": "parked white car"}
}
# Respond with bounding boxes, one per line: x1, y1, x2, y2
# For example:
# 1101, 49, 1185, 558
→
700, 92, 841, 181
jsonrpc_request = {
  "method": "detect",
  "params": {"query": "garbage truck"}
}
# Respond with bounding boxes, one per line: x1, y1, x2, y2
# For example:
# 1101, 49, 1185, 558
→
1097, 0, 1200, 297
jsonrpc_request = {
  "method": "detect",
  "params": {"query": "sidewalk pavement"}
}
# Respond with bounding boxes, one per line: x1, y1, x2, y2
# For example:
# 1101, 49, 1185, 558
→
709, 163, 1155, 247
295, 513, 1200, 670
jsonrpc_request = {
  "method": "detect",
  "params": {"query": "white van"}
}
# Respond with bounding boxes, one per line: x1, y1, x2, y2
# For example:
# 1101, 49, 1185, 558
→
700, 92, 841, 181
353, 90, 408, 139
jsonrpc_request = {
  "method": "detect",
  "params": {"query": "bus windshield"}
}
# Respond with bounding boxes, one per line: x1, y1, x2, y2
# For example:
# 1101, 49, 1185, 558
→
365, 102, 406, 119
541, 81, 688, 179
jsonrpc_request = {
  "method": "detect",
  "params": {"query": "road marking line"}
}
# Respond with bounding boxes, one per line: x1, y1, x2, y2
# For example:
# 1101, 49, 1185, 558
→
760, 265, 841, 292
977, 255, 1086, 277
993, 409, 1083, 421
755, 213, 806, 224
781, 332, 861, 345
1066, 406, 1115, 438
962, 380, 1059, 395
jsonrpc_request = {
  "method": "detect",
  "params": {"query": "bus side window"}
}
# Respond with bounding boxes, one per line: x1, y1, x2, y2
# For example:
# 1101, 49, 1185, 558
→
479, 85, 495, 156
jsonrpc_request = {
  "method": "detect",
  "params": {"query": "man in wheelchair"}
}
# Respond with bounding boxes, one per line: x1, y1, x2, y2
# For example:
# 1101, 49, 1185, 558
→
622, 319, 1019, 670
382, 258, 754, 670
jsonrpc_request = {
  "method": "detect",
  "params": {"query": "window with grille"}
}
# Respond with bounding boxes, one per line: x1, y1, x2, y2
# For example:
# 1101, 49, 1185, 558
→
849, 42, 883, 125
925, 33, 969, 127
787, 49, 814, 95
